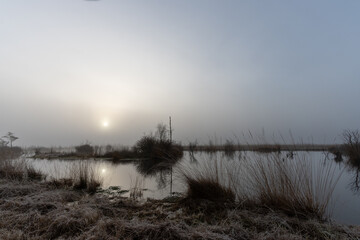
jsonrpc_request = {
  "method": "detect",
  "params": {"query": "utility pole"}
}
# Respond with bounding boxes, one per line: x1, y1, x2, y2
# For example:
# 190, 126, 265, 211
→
169, 116, 173, 196
169, 116, 172, 143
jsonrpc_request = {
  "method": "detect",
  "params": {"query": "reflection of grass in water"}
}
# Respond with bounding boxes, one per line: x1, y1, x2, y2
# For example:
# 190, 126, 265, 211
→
135, 158, 173, 176
135, 158, 179, 191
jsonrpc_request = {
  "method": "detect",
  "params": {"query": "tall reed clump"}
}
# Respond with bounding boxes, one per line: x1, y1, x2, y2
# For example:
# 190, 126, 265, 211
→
0, 147, 44, 181
0, 159, 26, 180
181, 152, 340, 220
69, 161, 102, 194
181, 159, 238, 203
129, 175, 145, 200
242, 153, 340, 219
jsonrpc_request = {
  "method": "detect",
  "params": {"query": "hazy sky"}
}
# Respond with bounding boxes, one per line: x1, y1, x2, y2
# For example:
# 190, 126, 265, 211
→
1, 1, 359, 146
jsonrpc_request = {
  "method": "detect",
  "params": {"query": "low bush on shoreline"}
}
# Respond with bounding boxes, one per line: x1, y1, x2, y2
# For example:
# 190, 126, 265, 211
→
134, 135, 183, 161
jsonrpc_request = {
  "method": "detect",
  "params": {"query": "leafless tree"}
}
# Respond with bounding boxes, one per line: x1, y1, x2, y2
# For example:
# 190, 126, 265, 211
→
343, 129, 360, 147
2, 132, 18, 148
155, 123, 168, 142
343, 129, 360, 166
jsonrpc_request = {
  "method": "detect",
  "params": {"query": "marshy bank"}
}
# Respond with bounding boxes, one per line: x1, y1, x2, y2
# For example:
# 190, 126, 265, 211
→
0, 177, 359, 239
25, 150, 360, 225
2, 146, 360, 239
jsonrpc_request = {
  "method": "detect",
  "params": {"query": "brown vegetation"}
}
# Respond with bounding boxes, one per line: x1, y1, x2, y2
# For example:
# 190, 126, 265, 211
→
181, 153, 341, 221
182, 160, 235, 203
243, 154, 340, 220
0, 145, 358, 239
0, 178, 358, 240
69, 161, 102, 194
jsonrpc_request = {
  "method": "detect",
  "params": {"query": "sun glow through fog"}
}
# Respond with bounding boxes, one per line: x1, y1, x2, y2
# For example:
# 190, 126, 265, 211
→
102, 120, 109, 128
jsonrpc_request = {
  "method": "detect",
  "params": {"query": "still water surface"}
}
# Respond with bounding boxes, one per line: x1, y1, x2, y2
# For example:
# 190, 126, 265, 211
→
26, 151, 360, 225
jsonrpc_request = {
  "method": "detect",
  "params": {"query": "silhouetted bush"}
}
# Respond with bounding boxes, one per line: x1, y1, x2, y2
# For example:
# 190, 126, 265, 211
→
134, 135, 183, 160
103, 148, 138, 161
343, 129, 360, 167
75, 144, 94, 157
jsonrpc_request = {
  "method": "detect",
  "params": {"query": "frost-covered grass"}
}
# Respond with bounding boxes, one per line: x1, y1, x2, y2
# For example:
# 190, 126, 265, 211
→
0, 148, 358, 239
181, 152, 342, 221
69, 161, 102, 194
0, 178, 358, 240
0, 158, 44, 181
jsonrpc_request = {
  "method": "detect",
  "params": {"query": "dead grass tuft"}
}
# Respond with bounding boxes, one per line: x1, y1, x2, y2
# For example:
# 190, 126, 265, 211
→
181, 159, 236, 203
242, 153, 341, 220
70, 161, 102, 194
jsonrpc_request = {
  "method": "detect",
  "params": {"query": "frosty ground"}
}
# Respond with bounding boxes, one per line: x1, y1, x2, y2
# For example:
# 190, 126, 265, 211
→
0, 178, 359, 240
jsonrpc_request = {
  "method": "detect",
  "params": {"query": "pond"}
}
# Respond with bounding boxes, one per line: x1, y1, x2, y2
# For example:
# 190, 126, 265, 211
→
26, 151, 360, 225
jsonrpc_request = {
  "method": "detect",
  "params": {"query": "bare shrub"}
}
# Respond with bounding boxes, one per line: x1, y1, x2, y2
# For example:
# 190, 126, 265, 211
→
134, 135, 183, 160
342, 129, 360, 166
75, 144, 94, 157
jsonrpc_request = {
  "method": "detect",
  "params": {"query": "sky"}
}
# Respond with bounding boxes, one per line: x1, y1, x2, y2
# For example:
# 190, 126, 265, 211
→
1, 0, 359, 147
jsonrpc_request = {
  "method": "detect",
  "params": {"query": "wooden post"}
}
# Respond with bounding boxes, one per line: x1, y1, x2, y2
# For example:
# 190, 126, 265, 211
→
169, 116, 173, 196
169, 116, 172, 143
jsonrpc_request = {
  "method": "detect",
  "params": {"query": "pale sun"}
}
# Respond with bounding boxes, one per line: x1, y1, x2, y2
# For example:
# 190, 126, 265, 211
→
102, 121, 109, 128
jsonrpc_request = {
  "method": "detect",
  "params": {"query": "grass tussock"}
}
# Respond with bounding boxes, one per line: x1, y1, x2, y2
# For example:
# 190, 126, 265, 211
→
185, 177, 235, 203
181, 153, 341, 221
0, 158, 45, 181
129, 176, 145, 200
243, 154, 340, 220
69, 161, 102, 194
181, 159, 237, 203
